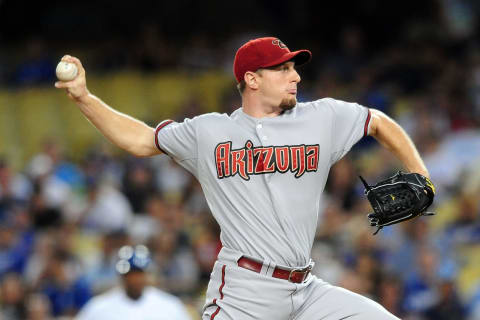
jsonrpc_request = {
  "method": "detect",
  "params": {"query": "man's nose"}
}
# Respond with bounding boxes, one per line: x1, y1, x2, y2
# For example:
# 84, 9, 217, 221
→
292, 70, 301, 83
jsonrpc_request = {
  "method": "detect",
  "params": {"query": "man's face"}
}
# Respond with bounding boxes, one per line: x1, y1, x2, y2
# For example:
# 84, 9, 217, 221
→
256, 61, 301, 111
123, 271, 147, 300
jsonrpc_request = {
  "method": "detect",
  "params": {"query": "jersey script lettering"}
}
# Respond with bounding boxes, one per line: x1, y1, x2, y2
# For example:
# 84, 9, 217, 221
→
215, 140, 320, 180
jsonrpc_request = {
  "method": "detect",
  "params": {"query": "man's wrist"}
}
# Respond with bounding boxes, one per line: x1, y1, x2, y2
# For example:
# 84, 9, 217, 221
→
75, 90, 91, 104
415, 170, 430, 179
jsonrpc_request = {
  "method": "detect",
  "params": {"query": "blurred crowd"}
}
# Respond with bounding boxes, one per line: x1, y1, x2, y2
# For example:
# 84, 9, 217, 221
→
1, 1, 480, 319
0, 139, 221, 319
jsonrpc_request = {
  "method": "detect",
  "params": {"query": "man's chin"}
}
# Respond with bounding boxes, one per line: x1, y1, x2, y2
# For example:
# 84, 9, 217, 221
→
279, 97, 297, 111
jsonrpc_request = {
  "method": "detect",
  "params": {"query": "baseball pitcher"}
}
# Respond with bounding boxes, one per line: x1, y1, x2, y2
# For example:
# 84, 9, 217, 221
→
55, 37, 434, 319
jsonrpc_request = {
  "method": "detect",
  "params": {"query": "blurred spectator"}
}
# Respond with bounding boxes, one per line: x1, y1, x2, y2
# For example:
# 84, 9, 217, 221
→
438, 0, 478, 41
376, 273, 405, 318
402, 246, 440, 314
183, 179, 211, 219
190, 217, 221, 284
326, 158, 360, 212
29, 185, 62, 230
440, 192, 480, 247
315, 202, 347, 242
152, 200, 186, 233
122, 159, 156, 214
131, 22, 176, 71
310, 241, 345, 285
424, 279, 466, 320
149, 229, 200, 295
25, 293, 53, 320
12, 37, 55, 86
424, 130, 480, 194
382, 220, 434, 280
468, 286, 480, 320
179, 34, 217, 72
81, 144, 124, 190
0, 159, 33, 211
39, 250, 91, 317
126, 193, 166, 243
80, 177, 133, 232
77, 245, 192, 320
85, 231, 129, 295
0, 273, 26, 319
153, 156, 191, 201
325, 25, 367, 83
26, 140, 78, 215
24, 232, 55, 289
0, 218, 34, 277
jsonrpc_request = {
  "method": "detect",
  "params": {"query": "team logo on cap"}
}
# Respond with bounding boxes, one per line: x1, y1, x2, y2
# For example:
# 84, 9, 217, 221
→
272, 39, 288, 50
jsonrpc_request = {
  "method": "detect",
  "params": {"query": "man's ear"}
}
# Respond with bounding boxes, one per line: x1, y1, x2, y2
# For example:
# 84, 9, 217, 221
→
244, 71, 260, 90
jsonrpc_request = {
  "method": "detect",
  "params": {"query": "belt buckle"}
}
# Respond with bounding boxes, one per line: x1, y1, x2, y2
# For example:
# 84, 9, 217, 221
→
288, 264, 313, 283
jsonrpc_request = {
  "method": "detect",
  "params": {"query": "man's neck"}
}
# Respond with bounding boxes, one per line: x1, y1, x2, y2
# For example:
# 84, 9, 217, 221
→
242, 97, 283, 119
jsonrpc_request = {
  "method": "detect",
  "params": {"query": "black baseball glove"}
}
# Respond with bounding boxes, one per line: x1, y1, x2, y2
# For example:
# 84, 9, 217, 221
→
359, 171, 435, 235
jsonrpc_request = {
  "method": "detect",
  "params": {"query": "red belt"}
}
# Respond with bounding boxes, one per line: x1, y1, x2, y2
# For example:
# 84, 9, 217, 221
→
237, 256, 313, 284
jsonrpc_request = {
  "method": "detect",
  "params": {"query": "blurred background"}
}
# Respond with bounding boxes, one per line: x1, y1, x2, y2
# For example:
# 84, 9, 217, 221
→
1, 0, 480, 319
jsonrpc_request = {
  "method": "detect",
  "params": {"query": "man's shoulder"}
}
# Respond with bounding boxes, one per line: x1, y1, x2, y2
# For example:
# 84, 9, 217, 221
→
178, 112, 231, 129
298, 97, 339, 109
192, 111, 231, 122
296, 98, 339, 115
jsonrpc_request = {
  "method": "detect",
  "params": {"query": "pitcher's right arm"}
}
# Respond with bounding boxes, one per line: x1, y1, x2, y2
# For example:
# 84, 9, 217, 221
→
54, 55, 161, 157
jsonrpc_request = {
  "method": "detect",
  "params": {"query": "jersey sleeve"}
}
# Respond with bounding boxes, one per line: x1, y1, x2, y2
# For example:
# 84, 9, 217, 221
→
327, 98, 371, 164
155, 118, 197, 160
155, 117, 198, 175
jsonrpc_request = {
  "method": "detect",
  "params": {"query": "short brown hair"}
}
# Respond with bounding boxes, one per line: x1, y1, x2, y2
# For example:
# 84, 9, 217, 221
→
237, 80, 246, 95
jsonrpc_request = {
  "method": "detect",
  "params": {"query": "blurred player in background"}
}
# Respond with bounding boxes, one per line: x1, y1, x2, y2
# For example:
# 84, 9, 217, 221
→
76, 245, 192, 320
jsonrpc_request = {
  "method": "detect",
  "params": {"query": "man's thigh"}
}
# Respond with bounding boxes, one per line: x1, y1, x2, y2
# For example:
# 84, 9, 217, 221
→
202, 261, 296, 320
292, 276, 400, 320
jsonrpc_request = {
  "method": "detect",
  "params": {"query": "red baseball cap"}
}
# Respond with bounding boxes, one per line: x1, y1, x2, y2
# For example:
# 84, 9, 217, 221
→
233, 37, 312, 83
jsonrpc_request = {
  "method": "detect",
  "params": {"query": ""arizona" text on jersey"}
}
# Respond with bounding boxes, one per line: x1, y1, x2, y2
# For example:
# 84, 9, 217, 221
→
215, 140, 319, 180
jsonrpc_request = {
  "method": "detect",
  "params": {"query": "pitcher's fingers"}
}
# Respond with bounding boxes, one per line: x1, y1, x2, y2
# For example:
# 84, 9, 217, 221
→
60, 56, 85, 76
55, 81, 75, 88
67, 56, 85, 75
61, 55, 73, 62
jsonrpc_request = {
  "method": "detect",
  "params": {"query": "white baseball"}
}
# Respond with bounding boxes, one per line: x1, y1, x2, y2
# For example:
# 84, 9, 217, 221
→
56, 61, 78, 81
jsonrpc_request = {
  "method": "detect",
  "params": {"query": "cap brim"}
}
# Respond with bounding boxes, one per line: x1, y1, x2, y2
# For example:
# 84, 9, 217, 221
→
262, 49, 312, 68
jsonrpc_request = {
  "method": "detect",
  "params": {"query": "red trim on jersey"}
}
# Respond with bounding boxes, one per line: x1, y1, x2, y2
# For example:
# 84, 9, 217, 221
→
210, 264, 226, 319
154, 120, 174, 153
364, 109, 371, 137
219, 264, 226, 299
211, 299, 219, 319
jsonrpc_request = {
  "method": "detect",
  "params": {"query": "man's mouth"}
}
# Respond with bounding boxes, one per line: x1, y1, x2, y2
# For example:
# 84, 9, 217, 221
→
287, 89, 297, 94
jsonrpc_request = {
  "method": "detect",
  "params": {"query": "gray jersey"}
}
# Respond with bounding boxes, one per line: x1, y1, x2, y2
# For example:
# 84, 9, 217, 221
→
155, 98, 371, 267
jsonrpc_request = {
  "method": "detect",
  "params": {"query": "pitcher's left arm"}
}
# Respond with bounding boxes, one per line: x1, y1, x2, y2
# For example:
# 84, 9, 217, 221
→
368, 109, 429, 178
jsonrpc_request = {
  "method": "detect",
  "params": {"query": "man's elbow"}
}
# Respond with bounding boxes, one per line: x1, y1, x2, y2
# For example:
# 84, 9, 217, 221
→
128, 145, 160, 158
125, 136, 160, 158
127, 128, 161, 157
368, 109, 390, 137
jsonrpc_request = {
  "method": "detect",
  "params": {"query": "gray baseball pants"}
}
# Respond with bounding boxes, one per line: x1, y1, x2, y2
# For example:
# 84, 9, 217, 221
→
202, 247, 400, 320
